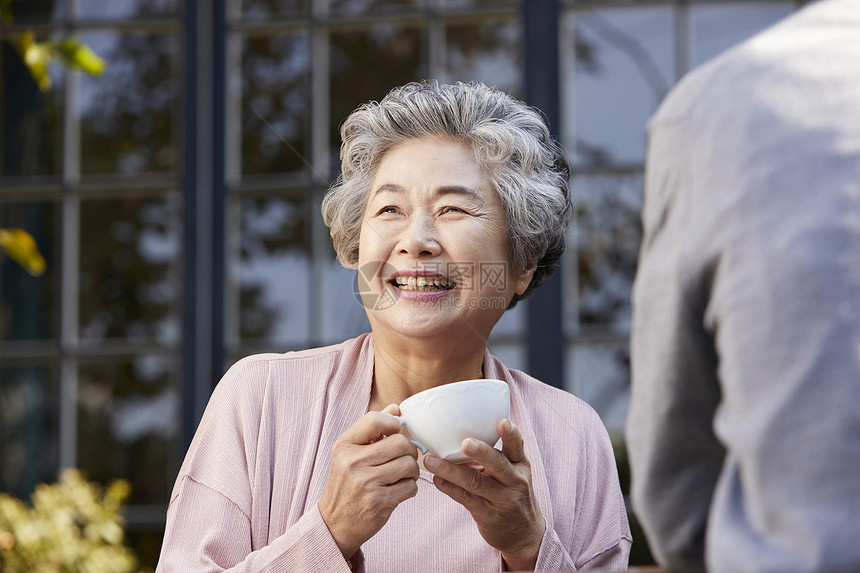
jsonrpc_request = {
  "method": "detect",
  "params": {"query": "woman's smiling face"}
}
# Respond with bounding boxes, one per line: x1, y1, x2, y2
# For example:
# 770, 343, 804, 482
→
357, 135, 535, 343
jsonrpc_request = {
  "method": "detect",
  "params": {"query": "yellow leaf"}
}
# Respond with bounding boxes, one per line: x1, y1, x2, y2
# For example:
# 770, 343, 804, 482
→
56, 37, 106, 76
0, 228, 47, 277
17, 32, 53, 91
105, 480, 132, 507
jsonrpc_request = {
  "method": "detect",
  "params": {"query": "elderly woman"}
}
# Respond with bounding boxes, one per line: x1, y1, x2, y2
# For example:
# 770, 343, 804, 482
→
156, 81, 631, 572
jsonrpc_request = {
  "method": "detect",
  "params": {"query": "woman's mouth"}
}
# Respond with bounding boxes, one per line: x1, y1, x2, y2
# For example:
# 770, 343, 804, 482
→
391, 275, 456, 292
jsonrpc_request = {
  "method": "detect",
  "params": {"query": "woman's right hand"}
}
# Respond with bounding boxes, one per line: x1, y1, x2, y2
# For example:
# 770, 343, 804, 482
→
318, 404, 420, 560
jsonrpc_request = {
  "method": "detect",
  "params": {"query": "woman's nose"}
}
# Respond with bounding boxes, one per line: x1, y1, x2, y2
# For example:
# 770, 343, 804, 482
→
397, 215, 441, 257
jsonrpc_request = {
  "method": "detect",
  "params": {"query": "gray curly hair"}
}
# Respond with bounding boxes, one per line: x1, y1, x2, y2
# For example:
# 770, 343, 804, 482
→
321, 80, 572, 308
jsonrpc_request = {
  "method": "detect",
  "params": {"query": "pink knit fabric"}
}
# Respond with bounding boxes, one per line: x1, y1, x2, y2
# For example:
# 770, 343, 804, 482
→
155, 334, 631, 572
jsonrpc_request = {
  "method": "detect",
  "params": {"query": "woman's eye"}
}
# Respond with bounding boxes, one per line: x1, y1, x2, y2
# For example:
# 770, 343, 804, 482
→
378, 206, 399, 215
442, 206, 466, 214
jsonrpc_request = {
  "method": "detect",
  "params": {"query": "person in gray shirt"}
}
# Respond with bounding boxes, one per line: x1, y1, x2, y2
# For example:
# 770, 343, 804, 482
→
626, 1, 860, 571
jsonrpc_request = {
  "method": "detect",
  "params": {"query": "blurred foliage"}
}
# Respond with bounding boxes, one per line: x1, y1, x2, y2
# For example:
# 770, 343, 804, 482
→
0, 469, 149, 573
241, 34, 310, 175
1, 0, 105, 92
0, 228, 46, 276
576, 177, 643, 327
77, 30, 176, 175
78, 197, 177, 342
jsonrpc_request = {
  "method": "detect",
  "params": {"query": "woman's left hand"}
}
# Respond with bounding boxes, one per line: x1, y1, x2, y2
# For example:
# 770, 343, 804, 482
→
423, 419, 545, 571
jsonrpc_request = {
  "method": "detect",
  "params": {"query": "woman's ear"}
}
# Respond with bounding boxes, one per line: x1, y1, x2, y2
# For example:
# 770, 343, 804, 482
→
514, 260, 538, 296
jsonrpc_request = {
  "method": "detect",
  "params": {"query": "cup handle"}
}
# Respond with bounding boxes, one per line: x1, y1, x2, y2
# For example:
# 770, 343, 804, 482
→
394, 416, 428, 454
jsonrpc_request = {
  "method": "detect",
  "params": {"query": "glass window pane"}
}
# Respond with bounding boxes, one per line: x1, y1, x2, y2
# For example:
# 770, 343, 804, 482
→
0, 364, 59, 499
0, 40, 64, 178
561, 7, 672, 166
0, 200, 60, 341
491, 300, 525, 338
444, 0, 516, 8
4, 0, 66, 23
487, 340, 526, 373
692, 3, 793, 68
241, 33, 312, 176
241, 0, 310, 20
320, 259, 371, 345
79, 195, 181, 343
568, 174, 642, 331
330, 0, 426, 17
77, 356, 179, 505
445, 18, 521, 98
124, 526, 163, 571
77, 0, 178, 20
566, 343, 629, 434
79, 32, 178, 176
330, 26, 424, 162
237, 195, 312, 347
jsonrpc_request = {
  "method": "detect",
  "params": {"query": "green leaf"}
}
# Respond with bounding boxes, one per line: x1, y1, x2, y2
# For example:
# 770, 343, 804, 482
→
55, 36, 106, 76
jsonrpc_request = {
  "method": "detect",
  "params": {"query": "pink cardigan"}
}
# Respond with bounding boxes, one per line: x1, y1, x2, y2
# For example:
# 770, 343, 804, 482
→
156, 334, 631, 572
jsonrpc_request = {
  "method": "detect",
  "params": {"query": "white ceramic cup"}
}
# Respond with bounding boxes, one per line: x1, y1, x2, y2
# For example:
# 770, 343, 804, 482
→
397, 378, 510, 463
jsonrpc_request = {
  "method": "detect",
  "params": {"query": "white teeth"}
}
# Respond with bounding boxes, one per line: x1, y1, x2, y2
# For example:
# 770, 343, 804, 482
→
392, 275, 455, 291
